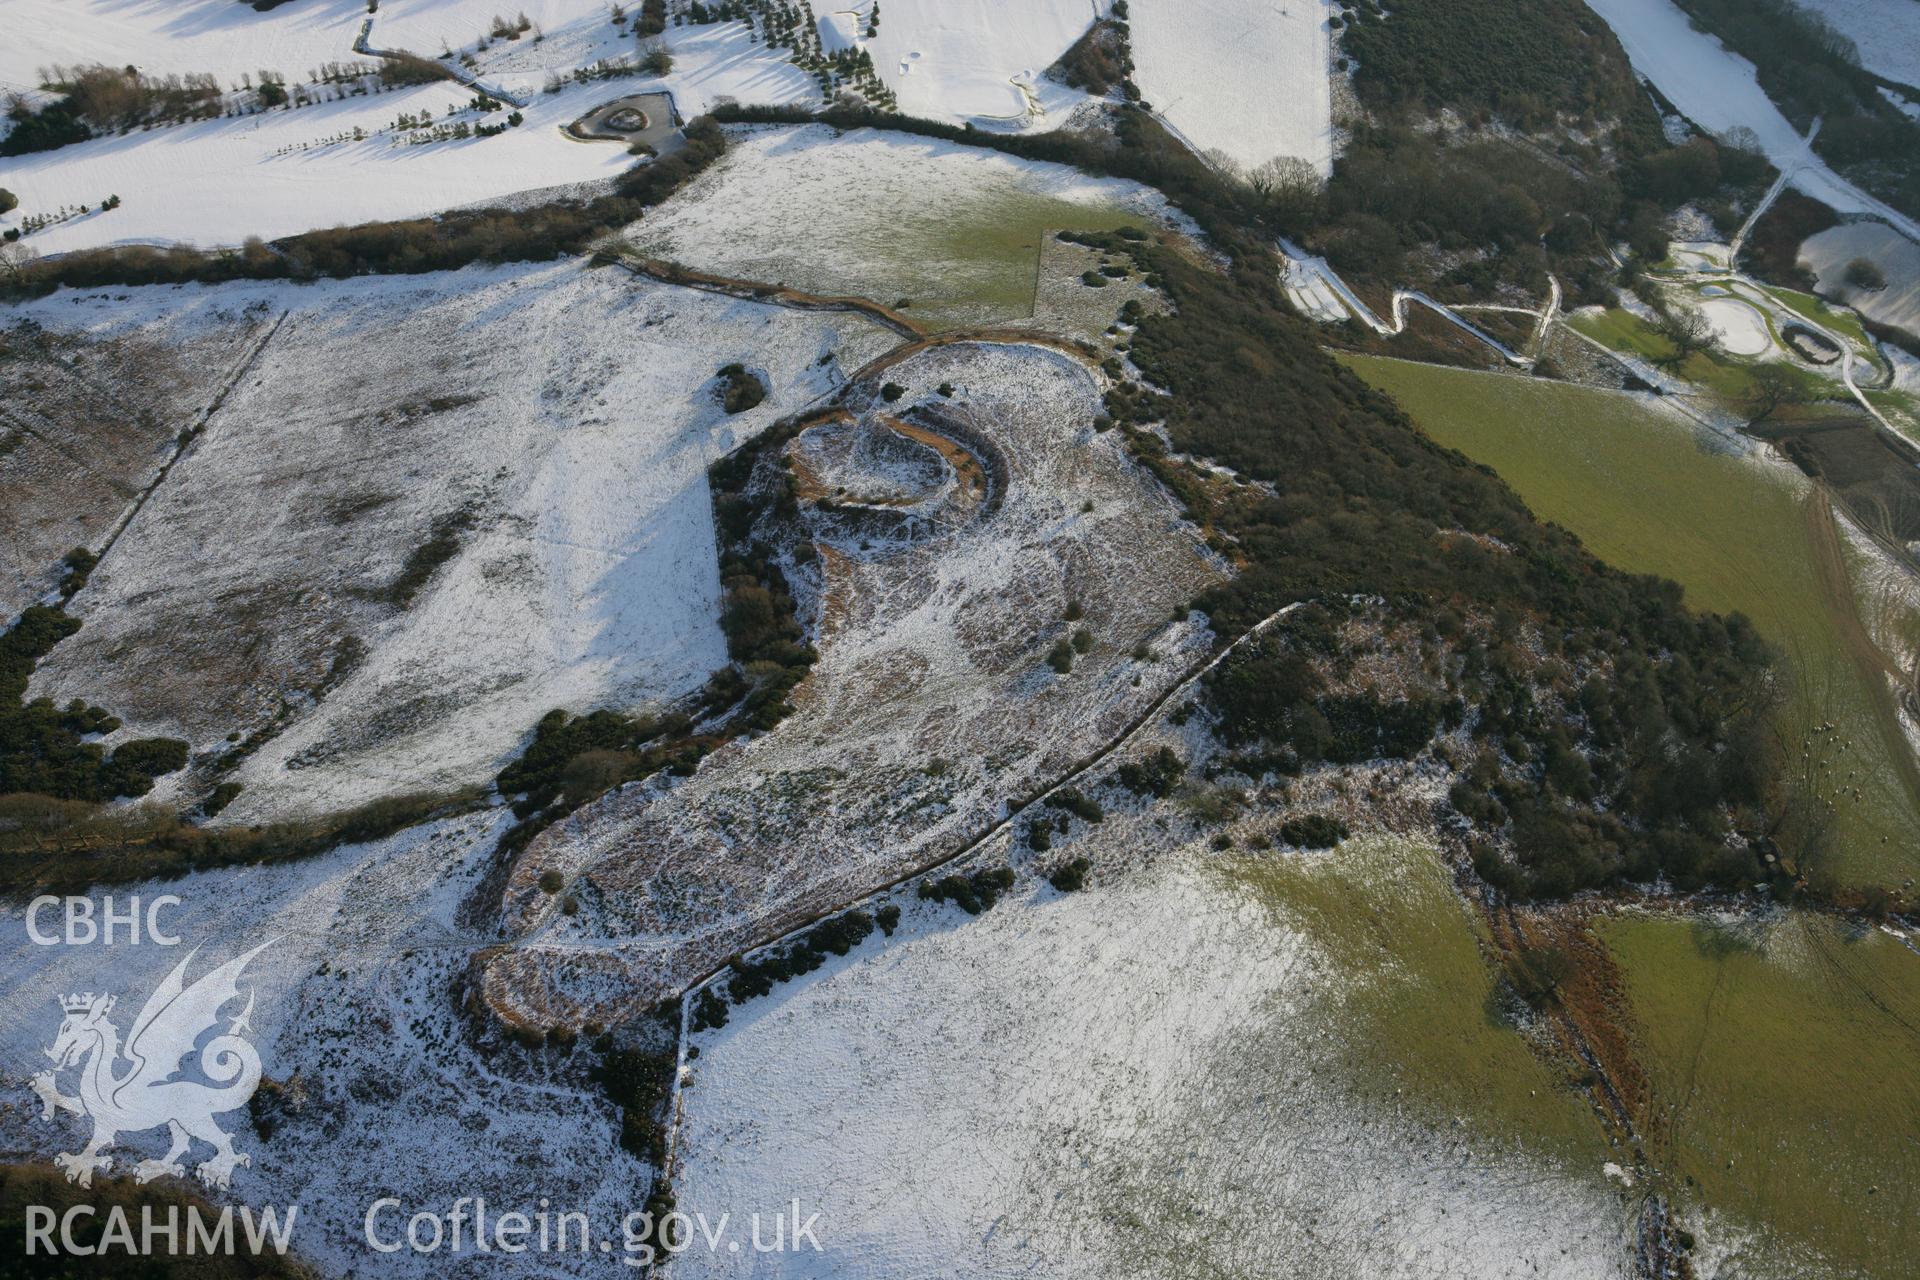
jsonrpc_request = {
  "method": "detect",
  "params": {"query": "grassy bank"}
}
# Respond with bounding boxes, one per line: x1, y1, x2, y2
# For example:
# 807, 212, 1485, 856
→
1232, 834, 1606, 1163
1603, 909, 1920, 1275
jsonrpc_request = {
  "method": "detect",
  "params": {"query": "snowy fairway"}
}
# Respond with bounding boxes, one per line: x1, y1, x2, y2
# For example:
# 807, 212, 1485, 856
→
2, 79, 629, 255
1, 23, 816, 257
1800, 0, 1920, 88
1130, 0, 1334, 175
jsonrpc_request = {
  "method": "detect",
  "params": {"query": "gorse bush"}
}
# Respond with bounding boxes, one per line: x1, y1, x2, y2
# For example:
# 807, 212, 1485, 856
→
1279, 814, 1348, 849
917, 866, 1016, 915
0, 606, 189, 805
716, 362, 767, 414
0, 787, 472, 895
1047, 857, 1090, 892
724, 909, 877, 1002
1113, 747, 1184, 798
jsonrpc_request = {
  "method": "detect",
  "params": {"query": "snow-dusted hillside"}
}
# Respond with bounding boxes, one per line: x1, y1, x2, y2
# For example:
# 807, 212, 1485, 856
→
672, 840, 1633, 1279
0, 810, 668, 1279
804, 0, 1099, 126
0, 303, 273, 619
17, 261, 897, 821
625, 124, 1182, 329
480, 339, 1225, 1026
1130, 0, 1335, 176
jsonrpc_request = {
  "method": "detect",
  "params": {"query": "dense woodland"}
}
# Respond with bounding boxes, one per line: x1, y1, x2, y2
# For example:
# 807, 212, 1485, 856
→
1339, 0, 1649, 128
1089, 230, 1779, 896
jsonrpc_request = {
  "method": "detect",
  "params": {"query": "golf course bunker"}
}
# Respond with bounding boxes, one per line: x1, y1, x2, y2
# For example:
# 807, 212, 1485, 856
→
566, 91, 677, 149
1784, 323, 1842, 365
1700, 296, 1772, 355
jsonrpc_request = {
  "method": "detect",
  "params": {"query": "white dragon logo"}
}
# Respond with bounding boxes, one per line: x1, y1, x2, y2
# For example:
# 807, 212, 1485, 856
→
30, 941, 272, 1191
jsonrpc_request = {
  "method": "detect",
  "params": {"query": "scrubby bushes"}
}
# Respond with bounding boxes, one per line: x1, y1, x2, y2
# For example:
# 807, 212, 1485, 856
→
724, 909, 877, 1002
383, 507, 474, 606
1279, 814, 1348, 849
1047, 857, 1090, 892
0, 606, 189, 805
1, 1164, 308, 1277
715, 362, 767, 414
1046, 788, 1104, 824
1051, 19, 1130, 95
0, 787, 473, 895
1, 64, 226, 157
593, 1046, 675, 1161
1340, 0, 1648, 127
1845, 257, 1886, 291
1091, 228, 1777, 897
1113, 746, 1183, 798
496, 706, 701, 817
917, 866, 1016, 915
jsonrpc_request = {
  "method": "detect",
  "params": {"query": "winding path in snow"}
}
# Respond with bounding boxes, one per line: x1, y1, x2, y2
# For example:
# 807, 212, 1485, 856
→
1277, 237, 1555, 366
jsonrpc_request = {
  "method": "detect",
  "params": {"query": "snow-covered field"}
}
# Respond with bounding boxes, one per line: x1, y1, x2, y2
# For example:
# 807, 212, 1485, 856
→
1583, 0, 1920, 239
1801, 220, 1920, 335
0, 18, 818, 256
0, 810, 672, 1278
1130, 0, 1334, 176
476, 15, 818, 108
804, 0, 1098, 125
13, 261, 896, 821
671, 839, 1633, 1279
2, 79, 628, 255
0, 0, 366, 92
0, 0, 671, 92
1801, 0, 1920, 88
626, 124, 1180, 329
479, 339, 1225, 1026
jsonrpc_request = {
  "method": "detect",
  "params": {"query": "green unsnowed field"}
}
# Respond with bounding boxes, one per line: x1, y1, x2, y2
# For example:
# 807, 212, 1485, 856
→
1567, 306, 1834, 403
1602, 910, 1920, 1277
1343, 355, 1920, 888
623, 128, 1153, 330
1234, 834, 1604, 1164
